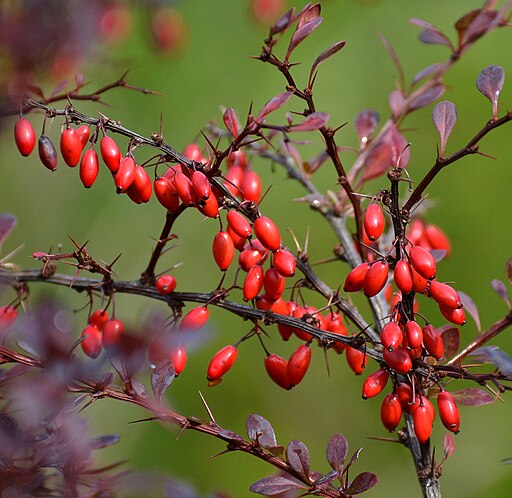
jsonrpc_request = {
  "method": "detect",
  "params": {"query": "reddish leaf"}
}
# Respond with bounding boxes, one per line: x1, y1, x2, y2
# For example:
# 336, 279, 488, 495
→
506, 257, 512, 284
458, 290, 481, 333
0, 214, 16, 246
285, 17, 323, 61
223, 107, 240, 139
438, 325, 460, 360
309, 40, 346, 86
378, 34, 404, 91
50, 80, 69, 98
389, 89, 406, 118
270, 8, 295, 36
291, 112, 329, 132
311, 470, 339, 486
354, 109, 379, 144
412, 63, 442, 86
455, 9, 482, 45
407, 83, 445, 113
286, 440, 310, 479
249, 476, 304, 495
418, 28, 453, 48
26, 84, 45, 99
151, 360, 175, 402
219, 429, 245, 442
463, 10, 499, 45
362, 142, 393, 182
297, 3, 321, 28
443, 433, 456, 461
476, 65, 505, 118
345, 447, 363, 471
451, 388, 494, 406
246, 414, 278, 448
326, 433, 348, 472
491, 279, 511, 308
255, 92, 293, 123
388, 124, 410, 168
345, 472, 379, 495
432, 101, 457, 156
75, 73, 84, 88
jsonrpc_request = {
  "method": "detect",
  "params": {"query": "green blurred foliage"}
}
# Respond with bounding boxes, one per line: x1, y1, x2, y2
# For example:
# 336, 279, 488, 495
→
1, 0, 511, 497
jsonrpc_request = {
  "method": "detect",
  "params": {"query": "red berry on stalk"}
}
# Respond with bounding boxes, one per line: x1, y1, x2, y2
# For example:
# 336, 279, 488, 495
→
429, 281, 462, 310
362, 368, 389, 399
114, 156, 136, 193
243, 264, 264, 301
249, 0, 286, 24
287, 344, 312, 387
88, 309, 109, 330
81, 325, 102, 359
264, 354, 291, 390
183, 143, 204, 162
404, 320, 423, 349
263, 267, 285, 301
38, 135, 58, 171
102, 319, 125, 351
156, 274, 177, 295
239, 248, 263, 272
228, 226, 246, 251
425, 223, 451, 257
346, 346, 367, 375
60, 127, 82, 167
207, 345, 238, 385
241, 169, 261, 202
100, 136, 121, 173
324, 312, 348, 353
227, 150, 248, 169
79, 149, 99, 188
410, 246, 436, 280
344, 263, 370, 292
277, 301, 296, 341
381, 321, 402, 351
227, 211, 252, 239
380, 393, 403, 431
154, 177, 180, 211
174, 172, 197, 206
394, 260, 413, 294
364, 203, 385, 241
180, 306, 209, 331
273, 249, 296, 277
14, 117, 36, 156
440, 306, 466, 326
151, 7, 188, 55
290, 306, 314, 342
412, 404, 434, 443
396, 382, 413, 412
131, 165, 152, 203
0, 305, 17, 331
197, 194, 219, 218
411, 267, 429, 294
169, 344, 187, 375
225, 165, 244, 196
191, 170, 211, 200
212, 231, 235, 271
363, 261, 389, 297
383, 347, 412, 374
422, 324, 444, 359
437, 391, 460, 433
76, 125, 90, 149
254, 216, 281, 251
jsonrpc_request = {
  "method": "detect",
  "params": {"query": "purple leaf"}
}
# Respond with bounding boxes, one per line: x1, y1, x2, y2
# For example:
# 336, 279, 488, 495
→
326, 433, 348, 472
443, 433, 456, 461
354, 109, 379, 145
286, 440, 310, 479
455, 9, 481, 44
345, 447, 363, 471
311, 470, 339, 486
407, 83, 445, 113
297, 3, 321, 28
476, 346, 512, 376
438, 325, 460, 360
89, 434, 120, 449
249, 476, 304, 495
463, 10, 500, 45
379, 34, 404, 90
432, 101, 457, 157
219, 429, 245, 442
388, 124, 410, 168
451, 388, 494, 406
0, 214, 16, 246
270, 8, 295, 36
151, 360, 175, 402
75, 73, 84, 88
430, 249, 447, 263
418, 29, 453, 47
345, 472, 379, 495
389, 89, 406, 118
458, 290, 481, 333
506, 257, 512, 284
246, 414, 278, 448
362, 142, 393, 182
291, 112, 329, 132
50, 80, 69, 98
491, 279, 511, 308
476, 65, 505, 118
223, 108, 240, 139
255, 92, 293, 123
412, 63, 442, 86
285, 17, 323, 61
26, 84, 45, 99
309, 40, 346, 85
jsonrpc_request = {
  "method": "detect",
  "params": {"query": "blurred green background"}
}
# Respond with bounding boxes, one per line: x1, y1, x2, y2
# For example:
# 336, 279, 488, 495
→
1, 0, 512, 497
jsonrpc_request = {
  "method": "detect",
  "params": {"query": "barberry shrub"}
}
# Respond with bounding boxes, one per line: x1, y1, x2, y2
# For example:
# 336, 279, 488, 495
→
1, 1, 512, 497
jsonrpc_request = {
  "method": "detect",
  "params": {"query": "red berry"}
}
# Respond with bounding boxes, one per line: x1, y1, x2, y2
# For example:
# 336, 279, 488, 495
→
425, 223, 451, 257
38, 135, 58, 171
154, 177, 180, 211
76, 125, 90, 149
381, 321, 402, 351
404, 320, 423, 349
250, 0, 286, 24
290, 306, 315, 342
362, 368, 389, 399
79, 149, 99, 188
437, 391, 460, 433
81, 325, 102, 359
383, 347, 412, 374
102, 319, 125, 351
241, 169, 261, 202
14, 117, 36, 156
100, 136, 121, 173
88, 309, 109, 330
227, 150, 248, 169
151, 7, 188, 55
225, 165, 244, 196
273, 249, 296, 277
239, 248, 263, 272
344, 263, 370, 292
396, 382, 413, 412
263, 267, 285, 301
324, 312, 347, 353
346, 346, 367, 375
407, 219, 427, 247
254, 216, 281, 252
207, 345, 238, 384
114, 156, 136, 193
197, 194, 219, 218
131, 165, 152, 203
156, 274, 177, 294
276, 301, 296, 341
422, 324, 444, 359
429, 281, 462, 310
364, 203, 385, 241
180, 307, 209, 332
363, 261, 389, 297
191, 170, 211, 201
0, 305, 17, 331
60, 127, 82, 167
440, 306, 466, 326
410, 396, 435, 421
264, 354, 291, 390
412, 404, 434, 443
243, 264, 264, 300
287, 344, 312, 387
212, 231, 235, 271
394, 260, 413, 294
411, 267, 429, 294
410, 246, 436, 280
227, 211, 252, 239
227, 226, 247, 251
380, 392, 403, 431
169, 344, 187, 375
183, 143, 204, 162
174, 172, 197, 206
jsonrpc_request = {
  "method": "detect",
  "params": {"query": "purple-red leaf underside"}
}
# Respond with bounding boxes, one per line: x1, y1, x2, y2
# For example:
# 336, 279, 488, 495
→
432, 100, 457, 155
286, 17, 323, 61
255, 92, 293, 123
451, 388, 494, 406
249, 476, 304, 495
